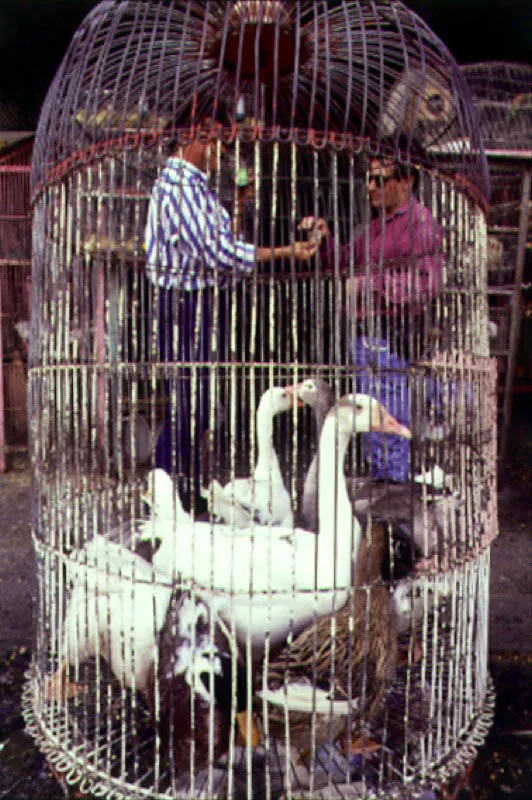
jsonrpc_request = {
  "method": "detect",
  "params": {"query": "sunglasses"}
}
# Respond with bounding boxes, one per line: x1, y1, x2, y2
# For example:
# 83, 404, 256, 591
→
367, 172, 398, 186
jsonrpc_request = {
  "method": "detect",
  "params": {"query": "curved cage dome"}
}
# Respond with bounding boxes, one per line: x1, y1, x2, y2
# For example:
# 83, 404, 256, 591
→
461, 62, 532, 152
32, 0, 488, 198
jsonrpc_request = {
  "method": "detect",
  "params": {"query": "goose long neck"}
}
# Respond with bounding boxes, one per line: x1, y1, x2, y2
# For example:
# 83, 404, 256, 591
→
253, 394, 279, 479
317, 415, 352, 539
300, 403, 329, 528
315, 396, 333, 436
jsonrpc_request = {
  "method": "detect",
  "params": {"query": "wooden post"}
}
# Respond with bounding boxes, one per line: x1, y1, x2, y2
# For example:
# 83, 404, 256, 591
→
0, 273, 5, 472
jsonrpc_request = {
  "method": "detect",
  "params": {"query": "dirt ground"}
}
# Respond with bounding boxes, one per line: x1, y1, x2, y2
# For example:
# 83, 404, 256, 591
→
0, 399, 530, 799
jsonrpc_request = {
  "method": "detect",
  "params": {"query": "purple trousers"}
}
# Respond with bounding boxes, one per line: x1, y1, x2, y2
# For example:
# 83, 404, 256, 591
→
354, 336, 411, 482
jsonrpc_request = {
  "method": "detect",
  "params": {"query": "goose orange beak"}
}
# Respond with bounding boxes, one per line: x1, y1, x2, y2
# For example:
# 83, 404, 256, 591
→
285, 384, 305, 408
372, 407, 412, 439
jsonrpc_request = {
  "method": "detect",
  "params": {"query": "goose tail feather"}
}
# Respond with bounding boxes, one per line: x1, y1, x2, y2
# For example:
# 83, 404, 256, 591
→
259, 683, 358, 716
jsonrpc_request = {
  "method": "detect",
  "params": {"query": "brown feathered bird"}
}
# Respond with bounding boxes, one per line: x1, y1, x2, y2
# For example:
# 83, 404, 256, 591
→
257, 523, 398, 756
146, 590, 259, 774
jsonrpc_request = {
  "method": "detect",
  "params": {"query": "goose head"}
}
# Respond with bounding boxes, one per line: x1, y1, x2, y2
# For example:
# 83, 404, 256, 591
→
258, 384, 304, 416
340, 394, 412, 438
143, 468, 181, 520
302, 391, 412, 534
296, 377, 335, 429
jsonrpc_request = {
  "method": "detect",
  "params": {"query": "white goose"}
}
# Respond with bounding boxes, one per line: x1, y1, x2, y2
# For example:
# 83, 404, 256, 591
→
47, 471, 194, 703
139, 468, 192, 530
141, 395, 411, 654
47, 536, 171, 702
201, 385, 299, 529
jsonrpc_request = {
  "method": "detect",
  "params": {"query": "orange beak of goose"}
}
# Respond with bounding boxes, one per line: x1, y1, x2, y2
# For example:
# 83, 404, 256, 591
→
285, 384, 305, 408
372, 406, 412, 439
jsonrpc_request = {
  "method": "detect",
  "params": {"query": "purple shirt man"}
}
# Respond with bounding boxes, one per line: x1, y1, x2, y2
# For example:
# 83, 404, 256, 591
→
320, 196, 442, 312
300, 157, 443, 481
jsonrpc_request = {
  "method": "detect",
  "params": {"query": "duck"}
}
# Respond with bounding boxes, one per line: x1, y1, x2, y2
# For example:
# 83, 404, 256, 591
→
45, 535, 171, 703
353, 471, 463, 567
139, 395, 411, 657
257, 521, 398, 757
350, 480, 441, 562
145, 589, 260, 773
201, 385, 300, 529
413, 465, 463, 566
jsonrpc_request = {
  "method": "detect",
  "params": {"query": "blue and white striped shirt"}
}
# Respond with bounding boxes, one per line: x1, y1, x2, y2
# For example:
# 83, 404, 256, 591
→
145, 157, 256, 290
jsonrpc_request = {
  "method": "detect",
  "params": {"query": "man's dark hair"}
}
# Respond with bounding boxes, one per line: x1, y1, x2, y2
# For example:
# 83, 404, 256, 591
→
171, 97, 233, 129
211, 99, 233, 127
394, 132, 426, 162
165, 98, 233, 152
195, 98, 233, 128
394, 160, 420, 193
395, 132, 424, 191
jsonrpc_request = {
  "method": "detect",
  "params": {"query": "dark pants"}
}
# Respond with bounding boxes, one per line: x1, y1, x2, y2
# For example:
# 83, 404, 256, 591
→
156, 288, 222, 508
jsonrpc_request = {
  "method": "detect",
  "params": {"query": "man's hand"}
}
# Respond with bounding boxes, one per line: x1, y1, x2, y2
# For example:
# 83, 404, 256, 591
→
346, 276, 362, 295
298, 216, 330, 246
292, 239, 317, 261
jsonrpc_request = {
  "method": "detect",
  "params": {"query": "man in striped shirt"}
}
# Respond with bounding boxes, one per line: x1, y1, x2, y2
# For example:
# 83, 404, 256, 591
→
145, 116, 316, 510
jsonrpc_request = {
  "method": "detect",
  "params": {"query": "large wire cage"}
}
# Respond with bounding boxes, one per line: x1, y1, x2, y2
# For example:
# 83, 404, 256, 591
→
0, 137, 33, 471
461, 62, 531, 467
25, 2, 497, 798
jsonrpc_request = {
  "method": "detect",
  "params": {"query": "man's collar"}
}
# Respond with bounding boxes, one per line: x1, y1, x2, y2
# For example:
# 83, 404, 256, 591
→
385, 199, 414, 222
167, 156, 207, 181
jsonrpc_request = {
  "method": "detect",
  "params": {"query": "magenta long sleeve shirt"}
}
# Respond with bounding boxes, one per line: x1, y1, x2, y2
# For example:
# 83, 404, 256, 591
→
320, 199, 443, 314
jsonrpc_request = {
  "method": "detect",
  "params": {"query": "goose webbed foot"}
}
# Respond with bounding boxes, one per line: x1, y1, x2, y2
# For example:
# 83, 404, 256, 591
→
338, 732, 381, 758
236, 710, 261, 747
45, 660, 87, 703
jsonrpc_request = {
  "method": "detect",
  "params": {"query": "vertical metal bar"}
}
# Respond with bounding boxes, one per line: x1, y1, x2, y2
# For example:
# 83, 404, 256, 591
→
96, 260, 106, 464
499, 167, 531, 470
